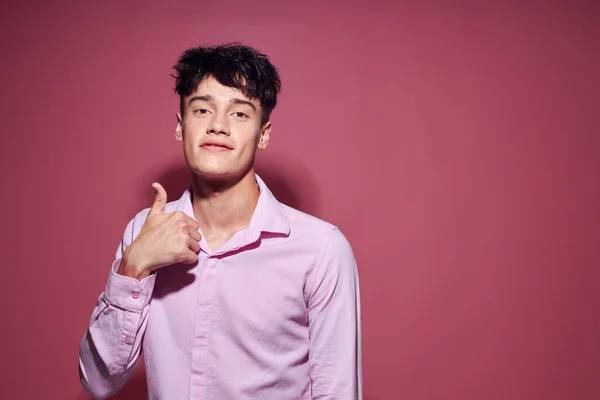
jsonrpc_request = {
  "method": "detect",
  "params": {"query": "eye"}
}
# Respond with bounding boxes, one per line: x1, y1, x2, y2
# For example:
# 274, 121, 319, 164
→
233, 111, 249, 118
194, 108, 209, 115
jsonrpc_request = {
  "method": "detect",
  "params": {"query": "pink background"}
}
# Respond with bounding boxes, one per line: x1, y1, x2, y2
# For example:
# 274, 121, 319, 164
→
1, 1, 599, 399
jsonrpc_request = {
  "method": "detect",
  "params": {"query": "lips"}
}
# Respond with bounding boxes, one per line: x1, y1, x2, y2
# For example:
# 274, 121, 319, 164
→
200, 141, 233, 150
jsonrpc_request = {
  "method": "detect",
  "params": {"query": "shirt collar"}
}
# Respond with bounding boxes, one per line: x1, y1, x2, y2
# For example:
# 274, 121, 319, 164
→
175, 173, 290, 238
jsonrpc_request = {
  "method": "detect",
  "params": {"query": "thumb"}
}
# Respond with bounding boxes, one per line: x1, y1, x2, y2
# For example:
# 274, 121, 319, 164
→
148, 182, 167, 215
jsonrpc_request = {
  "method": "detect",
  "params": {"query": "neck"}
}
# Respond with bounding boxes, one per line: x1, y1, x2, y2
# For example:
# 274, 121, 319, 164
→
190, 169, 260, 237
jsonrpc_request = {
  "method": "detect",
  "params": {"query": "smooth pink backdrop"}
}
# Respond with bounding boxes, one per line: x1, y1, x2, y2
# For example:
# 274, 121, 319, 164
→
1, 1, 599, 399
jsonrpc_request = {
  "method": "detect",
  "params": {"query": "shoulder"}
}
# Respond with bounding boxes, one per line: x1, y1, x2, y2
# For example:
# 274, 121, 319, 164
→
282, 204, 354, 258
283, 204, 336, 234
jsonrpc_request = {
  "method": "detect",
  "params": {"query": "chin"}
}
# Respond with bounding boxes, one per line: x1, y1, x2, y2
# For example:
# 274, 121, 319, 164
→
186, 154, 254, 181
190, 165, 246, 181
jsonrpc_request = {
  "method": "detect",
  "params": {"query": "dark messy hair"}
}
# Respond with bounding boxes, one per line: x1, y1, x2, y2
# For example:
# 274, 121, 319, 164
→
171, 43, 281, 126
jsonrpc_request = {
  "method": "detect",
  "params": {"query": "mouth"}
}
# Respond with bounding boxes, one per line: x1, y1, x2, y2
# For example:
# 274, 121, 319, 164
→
200, 142, 233, 152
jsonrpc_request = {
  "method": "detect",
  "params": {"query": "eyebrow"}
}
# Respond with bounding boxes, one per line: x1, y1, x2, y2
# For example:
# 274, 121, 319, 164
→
188, 95, 256, 111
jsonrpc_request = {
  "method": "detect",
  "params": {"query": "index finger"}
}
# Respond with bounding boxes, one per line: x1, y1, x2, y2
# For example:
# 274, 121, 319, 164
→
184, 215, 200, 232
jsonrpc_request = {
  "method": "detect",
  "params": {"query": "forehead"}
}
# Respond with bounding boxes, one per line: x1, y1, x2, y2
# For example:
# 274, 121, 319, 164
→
190, 76, 257, 105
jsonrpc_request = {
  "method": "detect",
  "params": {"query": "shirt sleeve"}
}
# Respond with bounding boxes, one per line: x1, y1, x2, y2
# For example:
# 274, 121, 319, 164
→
306, 228, 363, 400
79, 213, 156, 399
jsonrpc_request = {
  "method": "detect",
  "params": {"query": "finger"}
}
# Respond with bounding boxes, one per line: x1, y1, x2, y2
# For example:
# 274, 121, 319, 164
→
188, 237, 201, 253
148, 182, 167, 215
182, 250, 198, 264
189, 229, 202, 242
184, 215, 200, 231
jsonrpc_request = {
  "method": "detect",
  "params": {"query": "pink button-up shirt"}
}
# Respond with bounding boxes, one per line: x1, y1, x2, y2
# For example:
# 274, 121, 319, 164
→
79, 175, 362, 400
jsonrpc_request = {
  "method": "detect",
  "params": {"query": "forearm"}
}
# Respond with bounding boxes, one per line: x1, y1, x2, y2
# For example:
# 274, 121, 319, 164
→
309, 295, 362, 400
79, 260, 155, 399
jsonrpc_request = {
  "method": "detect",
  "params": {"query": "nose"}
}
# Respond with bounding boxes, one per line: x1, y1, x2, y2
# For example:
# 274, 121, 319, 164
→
206, 112, 230, 136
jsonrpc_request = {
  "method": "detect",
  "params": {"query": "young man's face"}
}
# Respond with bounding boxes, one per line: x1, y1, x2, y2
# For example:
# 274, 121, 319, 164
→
176, 76, 270, 181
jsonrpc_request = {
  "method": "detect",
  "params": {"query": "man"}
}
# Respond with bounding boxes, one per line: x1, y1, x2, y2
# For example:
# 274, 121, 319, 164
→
79, 43, 362, 400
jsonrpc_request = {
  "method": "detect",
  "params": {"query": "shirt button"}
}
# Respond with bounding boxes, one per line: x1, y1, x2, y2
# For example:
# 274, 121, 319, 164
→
132, 292, 140, 299
125, 337, 133, 345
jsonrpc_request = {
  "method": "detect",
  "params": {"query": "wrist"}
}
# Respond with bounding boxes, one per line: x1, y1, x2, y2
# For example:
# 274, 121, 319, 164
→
118, 250, 150, 281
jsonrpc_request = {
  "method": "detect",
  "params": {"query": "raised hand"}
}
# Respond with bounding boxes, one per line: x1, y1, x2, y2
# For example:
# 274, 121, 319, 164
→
118, 183, 202, 280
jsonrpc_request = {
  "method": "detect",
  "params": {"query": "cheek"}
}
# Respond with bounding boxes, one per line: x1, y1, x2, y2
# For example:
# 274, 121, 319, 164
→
181, 133, 200, 163
240, 134, 261, 156
181, 123, 201, 144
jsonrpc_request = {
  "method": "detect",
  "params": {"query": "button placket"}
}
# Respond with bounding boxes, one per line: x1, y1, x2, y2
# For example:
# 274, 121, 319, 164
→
190, 255, 219, 398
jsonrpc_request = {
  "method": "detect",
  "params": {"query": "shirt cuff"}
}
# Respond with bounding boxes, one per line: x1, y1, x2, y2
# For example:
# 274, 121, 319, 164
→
103, 258, 156, 312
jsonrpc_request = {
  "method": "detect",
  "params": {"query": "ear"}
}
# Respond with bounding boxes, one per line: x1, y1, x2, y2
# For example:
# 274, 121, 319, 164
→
257, 121, 271, 150
175, 113, 183, 142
